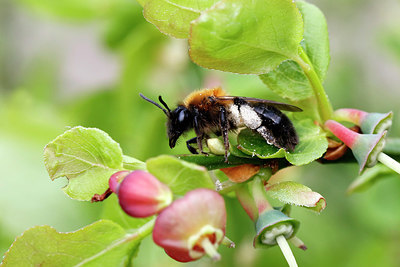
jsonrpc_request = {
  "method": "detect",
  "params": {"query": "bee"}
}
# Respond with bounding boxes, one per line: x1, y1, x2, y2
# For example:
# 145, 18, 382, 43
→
140, 87, 302, 162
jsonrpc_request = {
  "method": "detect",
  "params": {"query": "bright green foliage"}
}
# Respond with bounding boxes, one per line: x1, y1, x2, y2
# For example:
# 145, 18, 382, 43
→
285, 117, 328, 165
2, 220, 137, 266
237, 117, 328, 165
259, 61, 313, 101
142, 0, 219, 38
297, 1, 330, 81
44, 127, 124, 201
189, 0, 303, 74
146, 155, 214, 196
267, 181, 326, 213
260, 1, 330, 101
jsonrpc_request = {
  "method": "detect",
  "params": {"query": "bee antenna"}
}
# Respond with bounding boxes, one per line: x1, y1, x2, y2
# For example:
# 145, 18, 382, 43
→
158, 96, 171, 113
139, 93, 169, 116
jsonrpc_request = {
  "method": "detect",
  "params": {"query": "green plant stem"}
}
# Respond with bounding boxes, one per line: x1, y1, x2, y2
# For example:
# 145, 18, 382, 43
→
383, 138, 400, 155
75, 218, 156, 267
295, 46, 333, 122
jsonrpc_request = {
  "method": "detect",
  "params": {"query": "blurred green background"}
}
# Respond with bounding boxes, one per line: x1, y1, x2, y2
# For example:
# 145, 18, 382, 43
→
1, 0, 400, 266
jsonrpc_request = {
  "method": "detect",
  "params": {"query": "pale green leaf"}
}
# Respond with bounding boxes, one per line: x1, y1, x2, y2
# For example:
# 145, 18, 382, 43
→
2, 220, 138, 266
259, 1, 330, 101
142, 0, 219, 38
267, 181, 326, 213
189, 0, 303, 74
146, 155, 214, 196
44, 126, 123, 201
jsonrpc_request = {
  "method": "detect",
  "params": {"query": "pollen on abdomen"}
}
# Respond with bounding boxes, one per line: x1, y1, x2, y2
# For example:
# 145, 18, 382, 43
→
240, 105, 262, 129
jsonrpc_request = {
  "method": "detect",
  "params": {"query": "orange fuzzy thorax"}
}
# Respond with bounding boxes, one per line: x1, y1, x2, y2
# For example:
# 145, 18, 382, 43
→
183, 87, 227, 107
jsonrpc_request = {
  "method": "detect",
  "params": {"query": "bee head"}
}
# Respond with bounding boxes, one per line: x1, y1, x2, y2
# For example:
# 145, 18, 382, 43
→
167, 105, 192, 148
139, 93, 192, 149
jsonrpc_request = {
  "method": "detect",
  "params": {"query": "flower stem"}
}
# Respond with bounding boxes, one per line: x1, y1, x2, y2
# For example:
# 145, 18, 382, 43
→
276, 235, 298, 267
378, 153, 400, 175
201, 238, 221, 261
295, 46, 333, 122
252, 176, 273, 215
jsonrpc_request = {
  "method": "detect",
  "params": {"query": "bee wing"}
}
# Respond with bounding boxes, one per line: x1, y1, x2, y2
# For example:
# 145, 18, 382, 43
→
215, 96, 302, 112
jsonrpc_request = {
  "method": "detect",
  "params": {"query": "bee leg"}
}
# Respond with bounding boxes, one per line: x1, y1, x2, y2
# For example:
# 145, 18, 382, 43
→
219, 106, 230, 163
193, 112, 208, 155
186, 137, 199, 154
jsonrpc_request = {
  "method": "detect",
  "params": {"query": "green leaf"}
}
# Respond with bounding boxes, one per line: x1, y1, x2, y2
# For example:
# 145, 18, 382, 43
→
285, 116, 328, 165
347, 164, 397, 194
296, 1, 330, 81
146, 155, 214, 196
1, 220, 138, 266
44, 126, 123, 201
259, 61, 313, 101
189, 0, 303, 74
102, 194, 153, 230
267, 181, 326, 213
177, 154, 267, 170
142, 0, 219, 38
259, 1, 330, 101
122, 155, 146, 171
237, 128, 286, 159
237, 117, 328, 165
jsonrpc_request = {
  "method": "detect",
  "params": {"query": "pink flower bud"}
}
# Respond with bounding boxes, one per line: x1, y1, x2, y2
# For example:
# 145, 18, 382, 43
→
153, 189, 227, 262
117, 170, 172, 218
333, 108, 393, 134
325, 120, 386, 173
109, 170, 131, 193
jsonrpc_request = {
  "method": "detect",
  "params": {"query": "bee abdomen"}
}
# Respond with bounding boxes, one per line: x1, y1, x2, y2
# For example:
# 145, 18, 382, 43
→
252, 105, 299, 151
228, 104, 262, 129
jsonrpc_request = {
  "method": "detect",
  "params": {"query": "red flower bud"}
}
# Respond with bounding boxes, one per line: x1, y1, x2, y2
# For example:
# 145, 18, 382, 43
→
153, 189, 227, 262
109, 170, 131, 193
117, 170, 172, 218
333, 108, 393, 134
325, 120, 386, 173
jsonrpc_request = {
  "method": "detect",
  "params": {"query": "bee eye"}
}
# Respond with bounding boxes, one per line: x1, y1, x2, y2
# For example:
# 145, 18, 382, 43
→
178, 111, 187, 122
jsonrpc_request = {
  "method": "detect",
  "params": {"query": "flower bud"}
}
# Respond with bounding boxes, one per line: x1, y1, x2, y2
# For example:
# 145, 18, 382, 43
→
117, 170, 172, 218
109, 170, 131, 193
254, 209, 300, 248
325, 120, 386, 173
333, 108, 393, 134
153, 189, 227, 262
